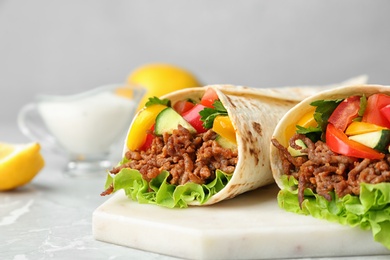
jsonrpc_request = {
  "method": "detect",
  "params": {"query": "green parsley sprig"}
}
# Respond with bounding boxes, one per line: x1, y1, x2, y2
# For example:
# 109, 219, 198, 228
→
145, 96, 171, 107
296, 99, 342, 142
199, 101, 228, 129
296, 96, 367, 142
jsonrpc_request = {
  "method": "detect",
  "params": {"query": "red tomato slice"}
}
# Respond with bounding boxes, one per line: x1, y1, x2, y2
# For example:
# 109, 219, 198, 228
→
362, 93, 390, 128
182, 104, 207, 133
173, 100, 195, 115
326, 123, 384, 160
328, 96, 361, 131
201, 88, 219, 108
380, 104, 390, 125
139, 124, 155, 151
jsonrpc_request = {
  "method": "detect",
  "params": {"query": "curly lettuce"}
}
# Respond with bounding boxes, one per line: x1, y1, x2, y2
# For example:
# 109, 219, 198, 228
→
278, 175, 390, 249
103, 157, 232, 208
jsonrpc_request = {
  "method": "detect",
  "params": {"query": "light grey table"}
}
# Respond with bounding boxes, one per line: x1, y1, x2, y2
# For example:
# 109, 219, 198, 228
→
1, 123, 389, 260
0, 123, 179, 260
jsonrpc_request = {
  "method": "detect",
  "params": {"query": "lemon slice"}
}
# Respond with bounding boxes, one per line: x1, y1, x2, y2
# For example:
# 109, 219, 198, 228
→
0, 142, 45, 191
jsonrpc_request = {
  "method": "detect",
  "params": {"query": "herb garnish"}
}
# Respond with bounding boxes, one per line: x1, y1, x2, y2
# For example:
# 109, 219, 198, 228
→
312, 99, 343, 132
296, 99, 342, 141
353, 95, 367, 122
145, 96, 171, 107
199, 101, 228, 129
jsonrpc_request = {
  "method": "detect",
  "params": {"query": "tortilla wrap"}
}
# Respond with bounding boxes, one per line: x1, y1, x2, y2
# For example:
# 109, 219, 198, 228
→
270, 84, 390, 249
160, 85, 299, 205
102, 76, 367, 208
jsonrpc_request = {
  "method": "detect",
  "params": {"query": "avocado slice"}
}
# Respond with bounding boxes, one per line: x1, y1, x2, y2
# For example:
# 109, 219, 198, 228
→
287, 139, 308, 157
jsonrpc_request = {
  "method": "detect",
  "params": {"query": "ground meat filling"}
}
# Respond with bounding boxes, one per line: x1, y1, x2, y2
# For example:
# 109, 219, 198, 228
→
272, 134, 390, 206
105, 125, 238, 194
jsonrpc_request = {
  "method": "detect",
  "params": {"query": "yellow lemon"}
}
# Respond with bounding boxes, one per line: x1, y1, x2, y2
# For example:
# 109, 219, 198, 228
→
127, 63, 201, 109
0, 142, 45, 191
114, 87, 134, 99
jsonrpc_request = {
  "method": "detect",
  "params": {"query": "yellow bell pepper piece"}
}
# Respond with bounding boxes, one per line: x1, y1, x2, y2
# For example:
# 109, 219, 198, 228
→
345, 121, 387, 136
126, 104, 167, 151
296, 108, 317, 128
284, 123, 297, 146
285, 109, 317, 142
212, 116, 236, 144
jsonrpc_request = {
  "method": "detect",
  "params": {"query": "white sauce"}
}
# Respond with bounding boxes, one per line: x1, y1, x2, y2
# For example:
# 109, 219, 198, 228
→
37, 92, 136, 155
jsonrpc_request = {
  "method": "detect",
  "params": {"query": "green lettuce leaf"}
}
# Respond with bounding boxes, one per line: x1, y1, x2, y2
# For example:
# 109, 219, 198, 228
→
104, 164, 232, 208
278, 175, 390, 249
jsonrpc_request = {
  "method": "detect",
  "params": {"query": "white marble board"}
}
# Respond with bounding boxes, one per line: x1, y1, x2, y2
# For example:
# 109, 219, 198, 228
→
92, 184, 389, 259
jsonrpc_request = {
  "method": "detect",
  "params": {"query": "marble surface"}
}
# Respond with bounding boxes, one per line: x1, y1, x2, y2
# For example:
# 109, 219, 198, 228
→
0, 124, 178, 260
1, 123, 390, 260
93, 185, 389, 260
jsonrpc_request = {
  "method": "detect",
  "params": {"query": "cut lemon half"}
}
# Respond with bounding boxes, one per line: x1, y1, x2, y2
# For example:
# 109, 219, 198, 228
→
0, 142, 45, 191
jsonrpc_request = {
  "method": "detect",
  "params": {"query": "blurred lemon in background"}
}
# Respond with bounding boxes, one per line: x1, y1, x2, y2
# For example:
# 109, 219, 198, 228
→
127, 63, 202, 109
0, 142, 44, 191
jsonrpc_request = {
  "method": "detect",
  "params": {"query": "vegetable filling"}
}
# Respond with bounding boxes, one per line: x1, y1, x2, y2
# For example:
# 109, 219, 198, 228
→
272, 93, 390, 206
101, 88, 238, 202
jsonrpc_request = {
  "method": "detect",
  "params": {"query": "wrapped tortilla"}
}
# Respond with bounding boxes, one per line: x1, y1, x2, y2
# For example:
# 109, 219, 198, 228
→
270, 84, 390, 250
101, 77, 366, 208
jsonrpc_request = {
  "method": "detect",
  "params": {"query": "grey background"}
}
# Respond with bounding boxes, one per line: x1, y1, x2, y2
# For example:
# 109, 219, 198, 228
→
1, 0, 390, 126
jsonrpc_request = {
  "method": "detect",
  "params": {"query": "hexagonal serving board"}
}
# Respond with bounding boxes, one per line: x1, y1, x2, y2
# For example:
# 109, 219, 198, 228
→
92, 184, 389, 259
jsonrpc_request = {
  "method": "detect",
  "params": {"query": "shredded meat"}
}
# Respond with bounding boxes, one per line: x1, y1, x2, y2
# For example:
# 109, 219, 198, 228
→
272, 134, 390, 206
101, 125, 238, 196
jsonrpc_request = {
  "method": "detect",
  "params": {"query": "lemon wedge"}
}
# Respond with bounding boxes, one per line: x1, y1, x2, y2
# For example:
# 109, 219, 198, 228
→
0, 142, 45, 191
